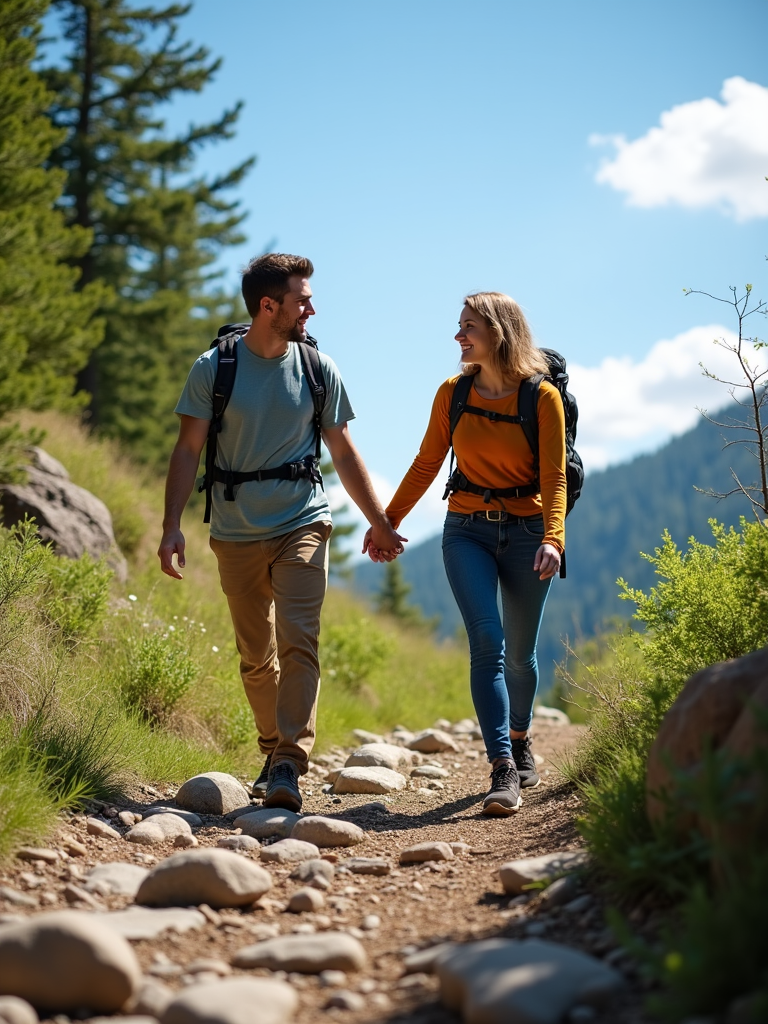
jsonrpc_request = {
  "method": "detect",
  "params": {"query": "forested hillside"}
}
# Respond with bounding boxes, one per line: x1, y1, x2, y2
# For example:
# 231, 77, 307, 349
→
352, 409, 756, 686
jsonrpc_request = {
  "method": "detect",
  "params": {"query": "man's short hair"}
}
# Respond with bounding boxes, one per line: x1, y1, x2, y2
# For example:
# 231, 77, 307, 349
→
241, 253, 314, 317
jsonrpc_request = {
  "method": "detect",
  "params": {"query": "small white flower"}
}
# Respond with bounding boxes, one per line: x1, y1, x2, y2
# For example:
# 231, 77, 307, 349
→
128, 594, 138, 602
168, 625, 176, 632
173, 615, 178, 620
182, 616, 188, 622
201, 628, 207, 633
212, 646, 219, 653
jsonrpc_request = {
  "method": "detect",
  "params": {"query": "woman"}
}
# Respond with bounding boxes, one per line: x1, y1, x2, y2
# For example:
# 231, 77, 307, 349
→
364, 292, 566, 816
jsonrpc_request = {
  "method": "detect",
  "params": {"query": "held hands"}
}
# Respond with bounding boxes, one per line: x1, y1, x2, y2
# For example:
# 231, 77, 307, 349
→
158, 527, 187, 580
362, 522, 408, 563
534, 543, 561, 580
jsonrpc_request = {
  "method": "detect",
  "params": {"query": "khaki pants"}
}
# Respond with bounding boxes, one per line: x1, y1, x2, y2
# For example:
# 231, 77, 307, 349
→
210, 521, 332, 775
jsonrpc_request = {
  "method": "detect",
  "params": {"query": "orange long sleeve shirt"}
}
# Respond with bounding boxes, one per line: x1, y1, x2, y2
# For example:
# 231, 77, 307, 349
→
386, 374, 567, 553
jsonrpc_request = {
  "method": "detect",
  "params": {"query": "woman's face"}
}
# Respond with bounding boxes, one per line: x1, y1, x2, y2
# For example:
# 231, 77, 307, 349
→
456, 305, 493, 366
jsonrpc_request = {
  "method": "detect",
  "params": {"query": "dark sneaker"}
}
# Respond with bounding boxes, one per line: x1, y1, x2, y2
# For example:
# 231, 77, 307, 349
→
511, 737, 541, 789
482, 759, 522, 816
251, 753, 273, 798
264, 760, 302, 813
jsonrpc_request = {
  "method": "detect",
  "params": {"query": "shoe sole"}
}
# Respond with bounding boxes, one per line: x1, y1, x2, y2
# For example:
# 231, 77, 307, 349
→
520, 776, 541, 789
482, 796, 523, 816
263, 787, 302, 813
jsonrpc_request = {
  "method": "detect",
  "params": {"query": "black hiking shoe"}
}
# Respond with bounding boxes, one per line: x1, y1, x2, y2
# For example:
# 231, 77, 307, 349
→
511, 737, 541, 789
264, 760, 302, 813
251, 753, 273, 799
482, 759, 522, 816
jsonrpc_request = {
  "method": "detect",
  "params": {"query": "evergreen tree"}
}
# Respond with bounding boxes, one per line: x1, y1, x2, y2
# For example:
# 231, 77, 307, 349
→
41, 0, 253, 461
375, 559, 436, 630
0, 0, 102, 446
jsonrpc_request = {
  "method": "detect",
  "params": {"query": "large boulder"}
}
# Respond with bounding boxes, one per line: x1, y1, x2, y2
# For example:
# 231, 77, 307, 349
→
646, 646, 768, 836
0, 448, 127, 581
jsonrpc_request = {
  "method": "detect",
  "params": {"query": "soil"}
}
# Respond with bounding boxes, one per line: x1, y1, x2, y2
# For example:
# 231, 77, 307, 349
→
0, 721, 655, 1023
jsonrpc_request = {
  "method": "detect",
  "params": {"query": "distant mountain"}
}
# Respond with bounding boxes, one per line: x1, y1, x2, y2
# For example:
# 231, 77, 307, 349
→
351, 412, 756, 689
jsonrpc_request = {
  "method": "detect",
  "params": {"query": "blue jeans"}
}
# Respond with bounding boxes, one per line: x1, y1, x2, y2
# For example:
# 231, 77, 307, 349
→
442, 511, 553, 762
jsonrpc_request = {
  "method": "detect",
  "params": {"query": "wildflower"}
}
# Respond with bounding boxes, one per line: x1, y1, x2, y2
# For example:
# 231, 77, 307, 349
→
168, 625, 176, 632
128, 594, 138, 602
212, 646, 219, 653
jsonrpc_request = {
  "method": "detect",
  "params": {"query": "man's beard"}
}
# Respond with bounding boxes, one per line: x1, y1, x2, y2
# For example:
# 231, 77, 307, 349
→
273, 307, 305, 342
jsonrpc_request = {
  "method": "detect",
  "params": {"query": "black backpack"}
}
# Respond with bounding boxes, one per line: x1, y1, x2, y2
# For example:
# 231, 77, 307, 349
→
198, 324, 327, 523
444, 348, 583, 577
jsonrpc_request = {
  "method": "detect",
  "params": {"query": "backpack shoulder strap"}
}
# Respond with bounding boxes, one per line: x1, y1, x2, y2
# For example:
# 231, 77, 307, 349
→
449, 374, 475, 437
518, 374, 543, 481
297, 339, 327, 459
200, 333, 238, 524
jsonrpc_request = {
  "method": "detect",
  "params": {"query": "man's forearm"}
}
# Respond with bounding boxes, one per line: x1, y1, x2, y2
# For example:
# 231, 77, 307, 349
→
331, 446, 390, 528
163, 447, 199, 529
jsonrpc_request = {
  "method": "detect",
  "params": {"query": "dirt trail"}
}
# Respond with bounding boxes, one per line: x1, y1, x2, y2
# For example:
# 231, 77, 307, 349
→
0, 721, 651, 1023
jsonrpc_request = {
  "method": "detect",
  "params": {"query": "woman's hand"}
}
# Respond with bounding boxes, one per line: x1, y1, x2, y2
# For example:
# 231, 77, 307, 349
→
362, 524, 408, 563
533, 543, 561, 580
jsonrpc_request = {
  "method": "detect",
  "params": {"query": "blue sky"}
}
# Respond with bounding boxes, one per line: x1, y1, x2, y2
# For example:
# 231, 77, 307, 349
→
108, 1, 768, 542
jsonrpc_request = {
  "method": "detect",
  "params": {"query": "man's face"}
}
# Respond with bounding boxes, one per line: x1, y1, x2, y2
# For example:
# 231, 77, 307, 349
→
273, 276, 315, 341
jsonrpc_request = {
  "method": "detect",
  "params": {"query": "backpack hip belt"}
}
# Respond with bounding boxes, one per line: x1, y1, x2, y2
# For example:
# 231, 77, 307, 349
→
443, 468, 539, 504
212, 455, 323, 502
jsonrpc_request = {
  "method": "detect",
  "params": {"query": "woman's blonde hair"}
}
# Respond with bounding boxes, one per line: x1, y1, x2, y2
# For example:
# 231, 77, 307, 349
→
462, 292, 549, 381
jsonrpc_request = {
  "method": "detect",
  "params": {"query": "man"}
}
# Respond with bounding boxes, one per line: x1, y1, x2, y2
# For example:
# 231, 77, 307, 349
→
158, 253, 405, 813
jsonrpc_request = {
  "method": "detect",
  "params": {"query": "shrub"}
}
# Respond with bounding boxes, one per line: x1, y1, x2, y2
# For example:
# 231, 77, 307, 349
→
320, 619, 393, 693
41, 552, 113, 644
121, 624, 199, 722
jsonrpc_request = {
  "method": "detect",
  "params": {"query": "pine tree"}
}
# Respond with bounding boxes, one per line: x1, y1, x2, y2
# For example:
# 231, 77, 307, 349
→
375, 560, 437, 631
0, 0, 102, 438
41, 0, 253, 461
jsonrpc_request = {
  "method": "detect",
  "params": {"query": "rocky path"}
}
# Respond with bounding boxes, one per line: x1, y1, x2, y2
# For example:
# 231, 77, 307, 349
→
0, 714, 652, 1024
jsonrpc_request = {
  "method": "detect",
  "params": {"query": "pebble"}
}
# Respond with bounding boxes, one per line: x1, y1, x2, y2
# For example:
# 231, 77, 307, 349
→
451, 718, 477, 735
540, 875, 581, 906
399, 842, 455, 865
161, 977, 298, 1024
563, 894, 593, 914
175, 773, 251, 816
136, 848, 272, 909
533, 705, 570, 725
343, 857, 391, 876
319, 970, 347, 987
86, 817, 121, 839
125, 978, 174, 1017
174, 834, 199, 848
361, 914, 380, 931
233, 808, 300, 839
63, 883, 100, 908
290, 858, 335, 889
397, 972, 432, 990
0, 910, 141, 1012
260, 839, 320, 865
287, 887, 326, 913
0, 996, 38, 1024
217, 835, 261, 852
406, 729, 460, 753
119, 811, 139, 827
499, 850, 589, 894
186, 958, 231, 976
344, 743, 413, 772
143, 806, 204, 827
449, 842, 472, 855
84, 862, 149, 898
15, 847, 59, 864
435, 938, 623, 1024
291, 816, 364, 848
0, 888, 37, 909
232, 932, 367, 974
332, 767, 407, 794
410, 765, 450, 779
125, 813, 192, 846
325, 990, 365, 1011
403, 942, 456, 974
96, 907, 207, 941
351, 729, 384, 744
62, 838, 87, 857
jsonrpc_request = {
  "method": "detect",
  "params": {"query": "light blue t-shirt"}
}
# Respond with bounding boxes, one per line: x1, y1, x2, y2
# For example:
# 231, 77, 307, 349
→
175, 338, 355, 541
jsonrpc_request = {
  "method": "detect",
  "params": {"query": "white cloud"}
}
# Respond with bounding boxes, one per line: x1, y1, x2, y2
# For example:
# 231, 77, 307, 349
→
591, 77, 768, 220
570, 323, 754, 471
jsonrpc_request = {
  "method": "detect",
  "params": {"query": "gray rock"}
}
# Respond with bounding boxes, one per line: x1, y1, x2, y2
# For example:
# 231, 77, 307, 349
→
143, 806, 204, 827
234, 808, 300, 840
15, 847, 59, 864
175, 773, 251, 816
343, 857, 391, 876
136, 848, 272, 909
187, 959, 231, 977
287, 887, 325, 913
223, 804, 259, 821
344, 743, 413, 772
325, 990, 364, 1011
0, 996, 38, 1024
451, 718, 478, 735
499, 851, 589, 895
361, 914, 380, 931
84, 862, 149, 898
562, 894, 593, 914
289, 859, 335, 889
539, 875, 581, 907
332, 767, 407, 795
403, 942, 456, 974
87, 816, 121, 839
436, 938, 623, 1024
533, 705, 570, 725
259, 839, 319, 865
450, 842, 472, 855
96, 907, 207, 941
232, 932, 367, 974
174, 834, 198, 849
125, 813, 193, 846
62, 838, 87, 857
352, 729, 384, 745
161, 977, 298, 1024
411, 765, 450, 779
406, 729, 460, 753
0, 450, 127, 581
0, 910, 141, 1011
0, 888, 37, 909
400, 842, 455, 864
217, 835, 260, 852
318, 970, 347, 988
291, 816, 365, 848
125, 978, 174, 1017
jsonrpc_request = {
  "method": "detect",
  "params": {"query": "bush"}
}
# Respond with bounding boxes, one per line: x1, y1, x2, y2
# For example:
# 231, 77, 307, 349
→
42, 552, 113, 644
121, 622, 200, 722
320, 619, 393, 692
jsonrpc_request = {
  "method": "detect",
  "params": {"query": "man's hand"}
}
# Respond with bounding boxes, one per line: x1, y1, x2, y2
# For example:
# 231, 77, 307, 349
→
158, 527, 187, 580
362, 524, 408, 563
533, 543, 561, 580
